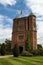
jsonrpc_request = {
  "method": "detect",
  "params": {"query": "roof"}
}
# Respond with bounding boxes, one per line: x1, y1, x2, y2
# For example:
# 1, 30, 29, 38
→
13, 12, 36, 20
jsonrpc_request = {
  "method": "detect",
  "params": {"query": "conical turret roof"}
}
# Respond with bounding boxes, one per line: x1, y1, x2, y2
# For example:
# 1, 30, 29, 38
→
29, 11, 36, 17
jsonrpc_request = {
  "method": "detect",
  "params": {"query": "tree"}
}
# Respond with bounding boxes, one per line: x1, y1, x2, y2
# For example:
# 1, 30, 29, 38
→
0, 43, 5, 55
13, 44, 19, 57
0, 44, 1, 55
25, 31, 31, 51
5, 39, 11, 54
37, 44, 42, 49
37, 44, 43, 56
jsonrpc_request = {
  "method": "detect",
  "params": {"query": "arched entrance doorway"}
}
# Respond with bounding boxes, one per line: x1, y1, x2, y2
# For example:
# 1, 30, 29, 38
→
19, 47, 23, 54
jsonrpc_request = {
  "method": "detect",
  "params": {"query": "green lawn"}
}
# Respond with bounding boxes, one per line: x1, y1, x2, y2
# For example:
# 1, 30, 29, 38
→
0, 56, 43, 65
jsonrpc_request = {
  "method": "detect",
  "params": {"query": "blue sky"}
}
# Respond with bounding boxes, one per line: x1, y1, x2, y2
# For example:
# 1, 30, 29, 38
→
0, 0, 43, 46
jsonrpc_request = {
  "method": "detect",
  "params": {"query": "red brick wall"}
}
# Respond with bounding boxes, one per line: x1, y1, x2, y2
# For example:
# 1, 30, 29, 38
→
11, 15, 37, 50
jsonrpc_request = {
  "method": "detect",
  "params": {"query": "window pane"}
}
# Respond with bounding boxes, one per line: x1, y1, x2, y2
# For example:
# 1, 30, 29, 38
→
18, 26, 24, 31
19, 35, 24, 41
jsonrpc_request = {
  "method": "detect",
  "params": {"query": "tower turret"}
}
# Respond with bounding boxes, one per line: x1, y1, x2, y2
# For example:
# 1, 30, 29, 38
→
29, 12, 37, 50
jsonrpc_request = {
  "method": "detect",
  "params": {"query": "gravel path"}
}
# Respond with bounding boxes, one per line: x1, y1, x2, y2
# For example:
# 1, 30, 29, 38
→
0, 55, 13, 58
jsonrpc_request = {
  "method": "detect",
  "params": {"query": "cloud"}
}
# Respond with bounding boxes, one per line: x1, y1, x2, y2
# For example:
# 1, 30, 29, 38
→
0, 0, 16, 6
0, 15, 12, 43
0, 28, 12, 39
25, 0, 43, 15
37, 21, 43, 45
0, 15, 12, 24
0, 28, 12, 43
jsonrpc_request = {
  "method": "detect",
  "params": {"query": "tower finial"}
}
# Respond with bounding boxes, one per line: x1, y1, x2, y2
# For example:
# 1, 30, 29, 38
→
30, 11, 33, 15
29, 11, 36, 17
20, 10, 22, 15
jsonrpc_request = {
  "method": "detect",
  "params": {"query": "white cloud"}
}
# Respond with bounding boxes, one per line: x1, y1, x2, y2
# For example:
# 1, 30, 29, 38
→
0, 0, 16, 6
25, 0, 43, 15
0, 28, 12, 43
0, 28, 12, 39
0, 15, 12, 43
0, 15, 12, 24
37, 21, 43, 45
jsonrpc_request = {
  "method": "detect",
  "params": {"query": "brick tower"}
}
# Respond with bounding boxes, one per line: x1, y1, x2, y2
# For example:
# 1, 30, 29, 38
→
11, 12, 37, 52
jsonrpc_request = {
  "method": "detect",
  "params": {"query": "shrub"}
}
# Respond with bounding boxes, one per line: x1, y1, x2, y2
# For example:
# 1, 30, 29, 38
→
39, 49, 43, 56
0, 43, 5, 55
21, 51, 33, 57
31, 50, 39, 56
37, 44, 42, 49
31, 49, 43, 56
12, 44, 19, 57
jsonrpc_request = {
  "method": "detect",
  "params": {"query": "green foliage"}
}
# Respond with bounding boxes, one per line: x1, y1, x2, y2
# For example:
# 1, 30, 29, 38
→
13, 44, 19, 57
31, 48, 43, 56
21, 51, 33, 57
37, 44, 42, 49
34, 44, 43, 56
5, 39, 11, 54
0, 39, 12, 55
0, 44, 1, 55
0, 43, 5, 55
26, 31, 31, 51
39, 48, 43, 56
31, 49, 40, 56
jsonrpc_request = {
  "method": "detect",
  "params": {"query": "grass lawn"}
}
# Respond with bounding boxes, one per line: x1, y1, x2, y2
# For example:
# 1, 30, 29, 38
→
0, 56, 43, 65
